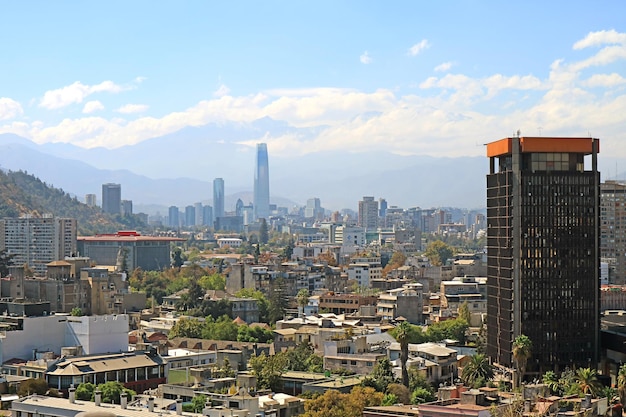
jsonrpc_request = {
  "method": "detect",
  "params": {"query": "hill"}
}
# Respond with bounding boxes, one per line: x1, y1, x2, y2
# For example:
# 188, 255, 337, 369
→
0, 169, 146, 235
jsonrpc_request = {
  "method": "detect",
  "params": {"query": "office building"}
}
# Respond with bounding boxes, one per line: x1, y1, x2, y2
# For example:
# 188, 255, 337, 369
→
0, 216, 77, 276
121, 199, 133, 216
203, 205, 213, 228
486, 136, 600, 374
254, 143, 270, 220
305, 198, 323, 219
184, 205, 196, 227
102, 183, 122, 215
85, 194, 97, 207
358, 196, 379, 230
77, 231, 185, 271
194, 202, 204, 226
600, 180, 626, 284
213, 178, 225, 219
168, 206, 180, 228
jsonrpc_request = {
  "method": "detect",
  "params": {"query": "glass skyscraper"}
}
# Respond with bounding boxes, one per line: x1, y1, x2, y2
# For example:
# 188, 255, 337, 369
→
213, 178, 225, 219
254, 143, 270, 220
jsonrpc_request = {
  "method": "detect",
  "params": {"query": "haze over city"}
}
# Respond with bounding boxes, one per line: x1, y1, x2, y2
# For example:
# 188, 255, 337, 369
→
1, 2, 626, 210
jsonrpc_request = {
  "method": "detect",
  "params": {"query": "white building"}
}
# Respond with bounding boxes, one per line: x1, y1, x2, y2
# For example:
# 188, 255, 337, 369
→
347, 257, 382, 288
0, 314, 128, 366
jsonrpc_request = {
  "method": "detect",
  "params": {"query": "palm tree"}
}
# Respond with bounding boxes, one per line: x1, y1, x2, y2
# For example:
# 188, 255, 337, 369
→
618, 364, 626, 406
575, 367, 601, 397
296, 289, 309, 319
512, 334, 532, 387
461, 353, 494, 388
396, 321, 411, 388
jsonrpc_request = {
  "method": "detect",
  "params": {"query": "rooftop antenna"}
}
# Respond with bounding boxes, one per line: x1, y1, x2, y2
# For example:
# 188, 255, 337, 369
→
515, 129, 521, 138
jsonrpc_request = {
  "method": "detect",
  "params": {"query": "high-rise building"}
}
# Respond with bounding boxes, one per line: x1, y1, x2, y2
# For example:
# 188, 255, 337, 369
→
102, 183, 121, 215
194, 202, 204, 226
213, 178, 225, 219
203, 205, 213, 228
358, 196, 379, 230
254, 143, 270, 220
85, 194, 97, 207
121, 200, 133, 216
486, 136, 599, 374
600, 180, 626, 284
379, 198, 388, 217
305, 198, 323, 219
168, 206, 180, 228
185, 205, 196, 227
0, 216, 77, 276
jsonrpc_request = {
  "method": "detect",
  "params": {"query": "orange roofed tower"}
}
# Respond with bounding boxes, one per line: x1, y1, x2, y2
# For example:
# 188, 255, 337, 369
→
485, 136, 600, 376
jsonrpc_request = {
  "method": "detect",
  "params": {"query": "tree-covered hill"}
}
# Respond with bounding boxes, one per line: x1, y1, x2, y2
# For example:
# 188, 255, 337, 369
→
0, 169, 147, 235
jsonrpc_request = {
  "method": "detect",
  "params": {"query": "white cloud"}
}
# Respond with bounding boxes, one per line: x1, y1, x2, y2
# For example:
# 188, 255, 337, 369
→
39, 80, 135, 110
214, 84, 231, 98
583, 73, 626, 88
5, 30, 626, 159
116, 104, 149, 114
434, 62, 453, 72
360, 51, 372, 64
407, 39, 430, 56
0, 98, 23, 120
573, 29, 626, 50
82, 100, 104, 114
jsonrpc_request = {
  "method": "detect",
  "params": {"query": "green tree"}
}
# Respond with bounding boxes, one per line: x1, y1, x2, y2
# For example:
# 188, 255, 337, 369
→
169, 317, 204, 339
259, 218, 269, 244
190, 394, 207, 413
198, 273, 226, 290
411, 387, 436, 404
461, 353, 494, 388
172, 247, 184, 268
423, 240, 454, 266
70, 307, 83, 316
202, 315, 239, 341
362, 358, 396, 392
575, 367, 601, 397
542, 370, 560, 395
395, 322, 411, 388
297, 288, 310, 318
97, 381, 135, 404
512, 334, 532, 387
249, 352, 286, 392
76, 382, 96, 401
267, 277, 288, 324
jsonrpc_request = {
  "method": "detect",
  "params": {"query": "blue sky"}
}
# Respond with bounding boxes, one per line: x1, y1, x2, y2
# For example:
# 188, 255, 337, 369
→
1, 1, 625, 158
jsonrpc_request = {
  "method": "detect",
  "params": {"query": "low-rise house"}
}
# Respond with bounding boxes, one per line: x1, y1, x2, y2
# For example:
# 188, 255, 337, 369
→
388, 342, 458, 384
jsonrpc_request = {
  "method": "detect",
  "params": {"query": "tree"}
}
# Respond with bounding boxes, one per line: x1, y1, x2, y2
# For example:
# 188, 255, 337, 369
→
395, 322, 411, 388
76, 382, 96, 401
383, 251, 407, 276
172, 247, 184, 268
512, 334, 532, 387
70, 307, 83, 316
461, 353, 494, 388
411, 387, 436, 404
458, 301, 471, 324
575, 367, 601, 397
18, 378, 49, 396
97, 381, 135, 404
249, 352, 286, 392
542, 371, 560, 395
190, 394, 207, 413
302, 386, 383, 417
423, 240, 454, 266
618, 364, 626, 406
297, 288, 309, 318
168, 317, 203, 339
363, 358, 396, 392
259, 219, 269, 244
387, 383, 411, 405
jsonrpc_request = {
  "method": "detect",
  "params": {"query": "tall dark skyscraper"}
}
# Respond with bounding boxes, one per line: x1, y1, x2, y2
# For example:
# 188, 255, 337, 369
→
486, 136, 600, 375
168, 206, 180, 228
102, 183, 121, 215
213, 178, 225, 219
254, 143, 270, 220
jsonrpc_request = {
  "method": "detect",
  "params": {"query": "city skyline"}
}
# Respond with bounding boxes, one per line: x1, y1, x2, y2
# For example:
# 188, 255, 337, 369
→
0, 2, 625, 163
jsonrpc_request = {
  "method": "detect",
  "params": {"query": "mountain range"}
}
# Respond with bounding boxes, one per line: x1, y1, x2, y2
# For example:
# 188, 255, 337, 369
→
1, 120, 623, 215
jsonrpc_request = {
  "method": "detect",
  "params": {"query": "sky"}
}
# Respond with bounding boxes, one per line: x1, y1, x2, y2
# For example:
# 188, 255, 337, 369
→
1, 1, 626, 159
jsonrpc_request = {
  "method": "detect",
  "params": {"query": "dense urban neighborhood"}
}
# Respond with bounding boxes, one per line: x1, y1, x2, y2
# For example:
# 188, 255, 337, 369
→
0, 136, 625, 417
